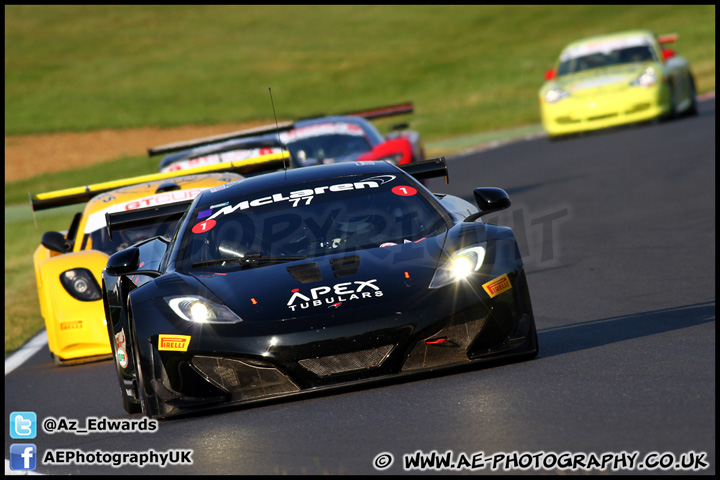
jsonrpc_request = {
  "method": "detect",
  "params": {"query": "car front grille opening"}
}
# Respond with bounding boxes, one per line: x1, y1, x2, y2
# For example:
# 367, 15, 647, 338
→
298, 344, 394, 377
191, 355, 300, 400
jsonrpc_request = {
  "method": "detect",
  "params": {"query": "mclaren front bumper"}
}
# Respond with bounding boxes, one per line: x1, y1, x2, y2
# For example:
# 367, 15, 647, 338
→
137, 270, 537, 418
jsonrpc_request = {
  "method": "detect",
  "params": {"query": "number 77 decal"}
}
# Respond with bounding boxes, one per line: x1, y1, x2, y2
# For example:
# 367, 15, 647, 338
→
289, 196, 314, 207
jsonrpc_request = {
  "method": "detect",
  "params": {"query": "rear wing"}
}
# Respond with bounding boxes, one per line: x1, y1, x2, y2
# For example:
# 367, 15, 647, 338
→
151, 103, 413, 156
657, 33, 678, 44
299, 102, 414, 121
30, 151, 290, 211
106, 199, 193, 240
341, 102, 414, 120
398, 156, 448, 184
147, 121, 295, 157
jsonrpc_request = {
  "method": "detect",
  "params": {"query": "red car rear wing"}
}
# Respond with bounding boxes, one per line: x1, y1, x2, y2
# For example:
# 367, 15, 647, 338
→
151, 102, 414, 157
298, 102, 415, 122
147, 121, 295, 157
657, 33, 678, 44
341, 102, 414, 120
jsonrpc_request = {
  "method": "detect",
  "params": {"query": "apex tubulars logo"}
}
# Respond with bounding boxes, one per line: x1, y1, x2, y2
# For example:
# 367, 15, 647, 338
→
287, 279, 383, 312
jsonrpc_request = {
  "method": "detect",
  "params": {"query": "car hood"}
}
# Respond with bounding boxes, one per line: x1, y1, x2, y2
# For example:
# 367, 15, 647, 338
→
191, 233, 447, 322
550, 62, 658, 96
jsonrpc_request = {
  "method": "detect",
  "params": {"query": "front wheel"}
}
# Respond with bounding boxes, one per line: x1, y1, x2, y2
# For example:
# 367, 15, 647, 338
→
104, 288, 141, 414
685, 75, 699, 116
665, 85, 678, 120
130, 311, 160, 418
121, 381, 141, 414
132, 336, 158, 418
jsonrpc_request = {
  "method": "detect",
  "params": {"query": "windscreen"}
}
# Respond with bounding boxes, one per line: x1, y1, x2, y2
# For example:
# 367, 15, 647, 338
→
180, 173, 449, 270
557, 35, 659, 77
280, 123, 373, 166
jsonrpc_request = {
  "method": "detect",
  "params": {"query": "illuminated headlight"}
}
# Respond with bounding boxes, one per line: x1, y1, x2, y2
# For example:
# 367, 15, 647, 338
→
165, 296, 243, 324
60, 268, 102, 301
543, 87, 570, 104
429, 245, 486, 289
630, 67, 657, 87
378, 153, 404, 165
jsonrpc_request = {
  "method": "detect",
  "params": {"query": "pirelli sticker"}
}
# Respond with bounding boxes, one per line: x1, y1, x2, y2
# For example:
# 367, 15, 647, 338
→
60, 320, 83, 330
482, 274, 512, 298
158, 334, 191, 352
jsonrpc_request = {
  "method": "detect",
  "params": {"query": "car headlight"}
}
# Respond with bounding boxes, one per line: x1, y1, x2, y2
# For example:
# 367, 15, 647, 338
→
60, 268, 102, 301
543, 86, 570, 104
165, 296, 243, 324
630, 67, 657, 87
429, 245, 486, 289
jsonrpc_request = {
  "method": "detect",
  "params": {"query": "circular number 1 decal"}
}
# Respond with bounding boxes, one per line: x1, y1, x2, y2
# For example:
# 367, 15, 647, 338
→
192, 219, 217, 234
391, 185, 417, 196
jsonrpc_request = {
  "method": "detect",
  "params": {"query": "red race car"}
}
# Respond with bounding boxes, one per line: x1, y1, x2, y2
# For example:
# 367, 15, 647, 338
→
152, 102, 425, 173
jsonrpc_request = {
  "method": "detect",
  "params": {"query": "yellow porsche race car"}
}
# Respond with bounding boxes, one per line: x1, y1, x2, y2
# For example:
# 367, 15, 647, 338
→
31, 153, 288, 365
539, 30, 698, 139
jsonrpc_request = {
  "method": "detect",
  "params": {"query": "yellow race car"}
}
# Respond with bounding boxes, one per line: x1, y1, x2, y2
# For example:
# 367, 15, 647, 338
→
31, 153, 288, 365
539, 30, 698, 139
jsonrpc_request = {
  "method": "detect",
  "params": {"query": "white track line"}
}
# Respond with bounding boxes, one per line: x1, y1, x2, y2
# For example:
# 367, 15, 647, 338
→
6, 331, 48, 475
5, 330, 48, 376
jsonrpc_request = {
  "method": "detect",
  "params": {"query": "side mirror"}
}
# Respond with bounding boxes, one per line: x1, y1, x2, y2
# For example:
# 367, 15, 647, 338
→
661, 49, 675, 60
105, 247, 140, 276
544, 68, 557, 81
463, 188, 511, 222
474, 187, 511, 214
41, 231, 68, 253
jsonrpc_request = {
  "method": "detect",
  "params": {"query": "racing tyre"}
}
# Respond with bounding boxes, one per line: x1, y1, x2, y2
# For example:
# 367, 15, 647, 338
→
666, 85, 678, 120
105, 290, 141, 414
122, 382, 141, 415
686, 75, 699, 116
130, 318, 160, 418
523, 323, 539, 360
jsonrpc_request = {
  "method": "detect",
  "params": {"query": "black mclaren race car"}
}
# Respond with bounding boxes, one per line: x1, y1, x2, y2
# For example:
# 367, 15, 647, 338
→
102, 157, 538, 418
